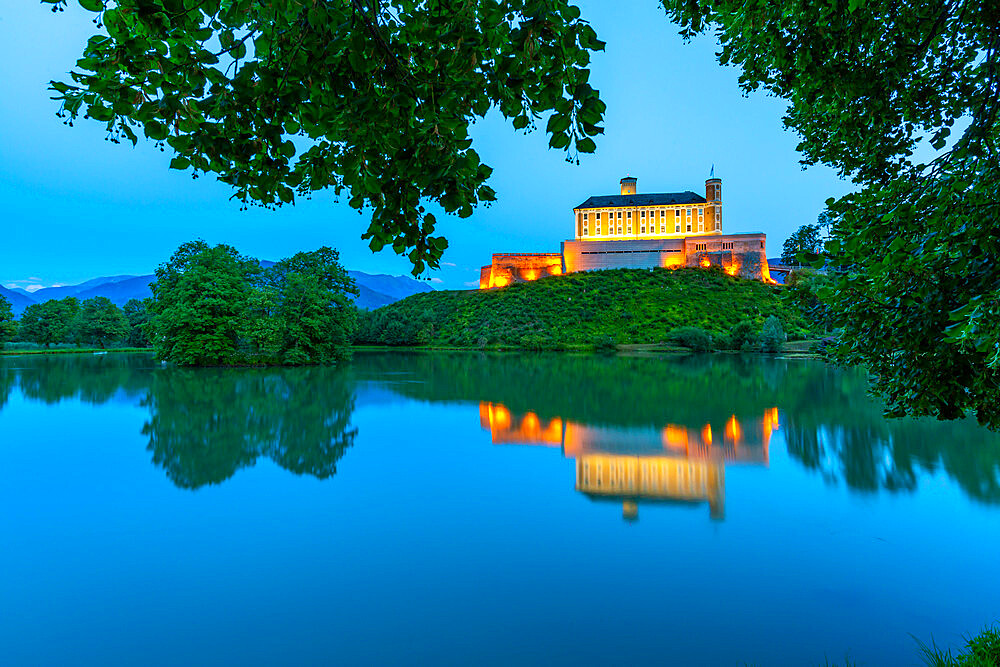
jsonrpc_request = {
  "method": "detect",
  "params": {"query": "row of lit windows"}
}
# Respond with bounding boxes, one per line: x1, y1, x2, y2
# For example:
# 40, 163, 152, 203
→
582, 461, 708, 487
580, 207, 716, 237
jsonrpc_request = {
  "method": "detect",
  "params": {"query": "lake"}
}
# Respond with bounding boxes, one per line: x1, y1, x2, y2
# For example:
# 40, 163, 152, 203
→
0, 351, 997, 665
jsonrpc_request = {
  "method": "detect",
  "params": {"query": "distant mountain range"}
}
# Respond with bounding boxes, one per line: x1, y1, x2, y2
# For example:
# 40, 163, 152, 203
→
1, 268, 433, 316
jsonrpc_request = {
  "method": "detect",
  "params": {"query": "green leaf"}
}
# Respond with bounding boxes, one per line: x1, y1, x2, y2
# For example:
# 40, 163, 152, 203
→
170, 157, 191, 170
79, 0, 103, 11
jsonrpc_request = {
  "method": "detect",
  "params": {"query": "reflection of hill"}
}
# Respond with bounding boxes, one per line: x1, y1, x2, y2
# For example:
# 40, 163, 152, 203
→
479, 401, 775, 520
142, 366, 357, 489
2, 351, 998, 504
358, 351, 1000, 505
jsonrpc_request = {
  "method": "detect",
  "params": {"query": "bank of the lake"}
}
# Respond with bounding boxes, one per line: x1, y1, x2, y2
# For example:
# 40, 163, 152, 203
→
355, 267, 816, 350
0, 345, 153, 356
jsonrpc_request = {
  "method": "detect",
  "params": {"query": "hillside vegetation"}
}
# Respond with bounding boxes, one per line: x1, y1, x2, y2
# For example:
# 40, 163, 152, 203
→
356, 268, 813, 349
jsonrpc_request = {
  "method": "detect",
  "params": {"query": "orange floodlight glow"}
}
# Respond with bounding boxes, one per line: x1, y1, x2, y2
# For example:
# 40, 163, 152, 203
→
724, 414, 742, 443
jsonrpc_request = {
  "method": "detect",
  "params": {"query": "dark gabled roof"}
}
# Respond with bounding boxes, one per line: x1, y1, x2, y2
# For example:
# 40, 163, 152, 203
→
576, 191, 706, 209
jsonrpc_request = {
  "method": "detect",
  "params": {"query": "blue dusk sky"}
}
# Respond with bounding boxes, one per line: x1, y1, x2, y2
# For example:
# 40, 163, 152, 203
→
0, 1, 852, 291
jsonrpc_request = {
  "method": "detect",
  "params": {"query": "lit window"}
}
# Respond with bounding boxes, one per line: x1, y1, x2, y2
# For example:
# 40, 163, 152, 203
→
617, 225, 623, 234
641, 224, 646, 234
583, 224, 589, 236
627, 222, 632, 234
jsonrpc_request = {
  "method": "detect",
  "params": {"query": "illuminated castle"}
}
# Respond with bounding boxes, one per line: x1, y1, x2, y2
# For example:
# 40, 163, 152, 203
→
480, 176, 772, 288
478, 402, 777, 521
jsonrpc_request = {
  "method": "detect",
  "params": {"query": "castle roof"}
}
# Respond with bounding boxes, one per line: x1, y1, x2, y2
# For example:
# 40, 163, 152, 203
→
576, 191, 707, 209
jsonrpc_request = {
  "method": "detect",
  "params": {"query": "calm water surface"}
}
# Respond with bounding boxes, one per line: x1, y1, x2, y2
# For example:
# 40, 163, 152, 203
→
1, 351, 998, 666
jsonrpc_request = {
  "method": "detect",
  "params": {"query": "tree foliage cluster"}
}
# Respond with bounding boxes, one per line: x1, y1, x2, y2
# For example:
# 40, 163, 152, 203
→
663, 0, 1000, 426
47, 0, 606, 274
7, 294, 145, 349
0, 296, 16, 346
663, 315, 786, 353
354, 268, 812, 349
148, 241, 358, 366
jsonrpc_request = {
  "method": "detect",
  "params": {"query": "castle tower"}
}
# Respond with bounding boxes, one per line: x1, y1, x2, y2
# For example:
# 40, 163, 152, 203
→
620, 176, 637, 195
706, 177, 722, 232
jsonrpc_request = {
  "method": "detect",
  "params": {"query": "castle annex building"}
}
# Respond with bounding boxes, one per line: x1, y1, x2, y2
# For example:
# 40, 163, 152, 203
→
479, 176, 772, 288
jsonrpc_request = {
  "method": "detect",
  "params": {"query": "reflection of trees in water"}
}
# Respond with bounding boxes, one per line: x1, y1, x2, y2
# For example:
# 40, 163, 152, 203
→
0, 363, 15, 412
0, 353, 357, 490
142, 366, 357, 489
4, 353, 153, 406
355, 351, 1000, 505
2, 351, 997, 503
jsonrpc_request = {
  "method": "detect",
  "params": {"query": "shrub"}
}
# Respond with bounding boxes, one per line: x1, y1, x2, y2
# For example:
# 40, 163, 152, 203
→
666, 326, 712, 352
519, 333, 550, 351
728, 319, 757, 350
761, 315, 787, 353
593, 335, 617, 353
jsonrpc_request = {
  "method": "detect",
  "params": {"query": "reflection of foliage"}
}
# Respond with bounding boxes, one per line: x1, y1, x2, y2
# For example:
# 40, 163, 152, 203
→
8, 352, 153, 405
142, 365, 357, 489
355, 351, 1000, 504
2, 351, 998, 504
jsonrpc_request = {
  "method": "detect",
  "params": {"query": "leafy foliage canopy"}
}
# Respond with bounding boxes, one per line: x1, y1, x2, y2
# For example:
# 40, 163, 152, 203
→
47, 0, 606, 273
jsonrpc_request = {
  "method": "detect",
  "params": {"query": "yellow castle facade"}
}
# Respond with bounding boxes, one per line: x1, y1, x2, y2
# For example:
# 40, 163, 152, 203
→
480, 176, 772, 288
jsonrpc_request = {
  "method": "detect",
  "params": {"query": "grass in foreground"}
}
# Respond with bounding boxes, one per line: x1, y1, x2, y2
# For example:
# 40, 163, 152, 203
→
918, 625, 1000, 666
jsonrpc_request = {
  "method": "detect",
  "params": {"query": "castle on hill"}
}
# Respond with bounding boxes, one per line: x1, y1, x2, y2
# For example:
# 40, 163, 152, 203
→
479, 175, 772, 288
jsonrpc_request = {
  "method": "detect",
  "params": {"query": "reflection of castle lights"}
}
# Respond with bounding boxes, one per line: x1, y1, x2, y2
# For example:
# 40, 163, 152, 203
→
662, 425, 688, 449
522, 269, 540, 281
479, 402, 776, 521
724, 414, 742, 442
490, 275, 510, 288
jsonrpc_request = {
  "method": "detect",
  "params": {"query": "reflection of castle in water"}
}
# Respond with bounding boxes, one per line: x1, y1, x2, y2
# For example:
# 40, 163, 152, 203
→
479, 403, 777, 521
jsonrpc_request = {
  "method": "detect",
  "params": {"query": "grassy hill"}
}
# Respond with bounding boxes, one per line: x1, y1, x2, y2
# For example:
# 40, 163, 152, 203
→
355, 267, 814, 349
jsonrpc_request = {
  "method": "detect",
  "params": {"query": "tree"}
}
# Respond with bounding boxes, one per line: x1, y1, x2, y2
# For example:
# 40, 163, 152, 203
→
780, 223, 822, 266
148, 241, 261, 365
261, 247, 359, 364
18, 298, 80, 347
148, 241, 357, 366
123, 298, 151, 347
663, 0, 1000, 427
0, 295, 16, 346
760, 316, 786, 353
46, 0, 606, 274
75, 296, 130, 348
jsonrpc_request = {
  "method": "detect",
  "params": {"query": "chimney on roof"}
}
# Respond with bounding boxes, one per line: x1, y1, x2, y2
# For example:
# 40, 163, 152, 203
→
620, 176, 637, 196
